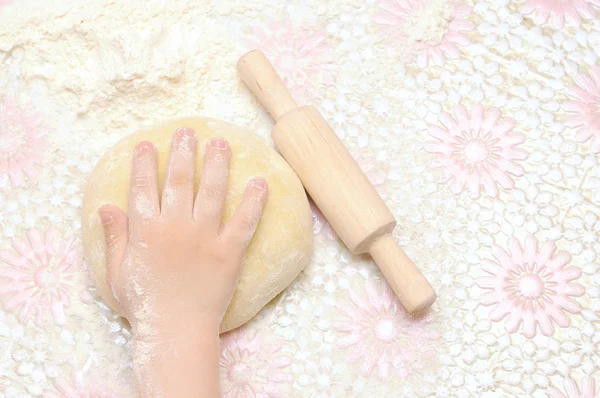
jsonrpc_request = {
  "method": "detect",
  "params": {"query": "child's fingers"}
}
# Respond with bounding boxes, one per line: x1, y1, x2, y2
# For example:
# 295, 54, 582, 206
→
221, 178, 268, 248
128, 141, 160, 227
162, 128, 197, 218
193, 138, 231, 233
99, 205, 128, 294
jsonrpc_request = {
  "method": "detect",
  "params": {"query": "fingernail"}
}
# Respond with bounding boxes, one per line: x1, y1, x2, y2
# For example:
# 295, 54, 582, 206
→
175, 127, 196, 138
99, 209, 114, 225
250, 178, 267, 191
135, 141, 155, 155
207, 137, 229, 150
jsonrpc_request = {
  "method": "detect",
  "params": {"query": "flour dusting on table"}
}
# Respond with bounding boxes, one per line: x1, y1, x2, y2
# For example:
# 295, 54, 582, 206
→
1, 0, 600, 396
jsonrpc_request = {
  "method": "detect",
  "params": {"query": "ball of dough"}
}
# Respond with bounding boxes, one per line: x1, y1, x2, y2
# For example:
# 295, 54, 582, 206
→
82, 117, 313, 332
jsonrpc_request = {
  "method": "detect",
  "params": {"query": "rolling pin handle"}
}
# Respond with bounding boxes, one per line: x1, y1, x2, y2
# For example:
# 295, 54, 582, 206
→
237, 50, 299, 121
369, 234, 436, 314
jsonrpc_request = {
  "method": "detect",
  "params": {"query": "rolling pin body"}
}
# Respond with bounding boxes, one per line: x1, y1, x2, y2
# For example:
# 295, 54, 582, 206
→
238, 50, 436, 314
273, 106, 395, 253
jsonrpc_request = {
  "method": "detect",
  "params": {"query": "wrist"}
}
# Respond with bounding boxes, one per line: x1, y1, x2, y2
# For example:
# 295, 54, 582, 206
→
132, 316, 221, 344
131, 320, 221, 398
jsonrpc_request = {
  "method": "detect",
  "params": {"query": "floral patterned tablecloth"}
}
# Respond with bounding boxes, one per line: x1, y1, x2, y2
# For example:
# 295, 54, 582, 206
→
1, 0, 599, 397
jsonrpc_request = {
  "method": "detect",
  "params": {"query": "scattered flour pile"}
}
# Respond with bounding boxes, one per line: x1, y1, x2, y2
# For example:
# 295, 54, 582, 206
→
0, 0, 275, 147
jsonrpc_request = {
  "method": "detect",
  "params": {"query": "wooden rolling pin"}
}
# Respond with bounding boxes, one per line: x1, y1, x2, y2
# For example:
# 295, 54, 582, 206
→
237, 50, 436, 314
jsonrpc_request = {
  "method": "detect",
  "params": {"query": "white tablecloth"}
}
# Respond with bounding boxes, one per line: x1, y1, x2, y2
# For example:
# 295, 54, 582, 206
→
0, 0, 599, 396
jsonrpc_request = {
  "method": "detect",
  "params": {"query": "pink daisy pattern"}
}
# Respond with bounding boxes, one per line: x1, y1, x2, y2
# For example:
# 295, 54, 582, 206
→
44, 370, 118, 398
520, 0, 600, 29
220, 326, 294, 397
476, 236, 585, 338
0, 229, 83, 326
0, 97, 48, 190
564, 66, 600, 154
375, 0, 475, 67
548, 375, 598, 398
425, 103, 528, 199
333, 279, 440, 380
244, 19, 335, 102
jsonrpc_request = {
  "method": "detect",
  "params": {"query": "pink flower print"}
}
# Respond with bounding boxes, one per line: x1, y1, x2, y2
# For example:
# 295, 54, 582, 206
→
244, 20, 335, 102
44, 371, 118, 398
333, 280, 440, 380
425, 103, 528, 199
548, 376, 598, 398
220, 327, 293, 397
564, 66, 600, 153
0, 229, 82, 326
0, 97, 48, 190
520, 0, 600, 29
476, 236, 585, 338
375, 0, 475, 67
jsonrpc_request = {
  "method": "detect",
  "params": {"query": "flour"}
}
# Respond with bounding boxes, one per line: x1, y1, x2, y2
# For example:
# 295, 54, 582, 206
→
163, 187, 177, 207
175, 129, 195, 154
376, 0, 457, 65
134, 194, 153, 219
403, 0, 454, 47
0, 0, 260, 149
122, 255, 164, 397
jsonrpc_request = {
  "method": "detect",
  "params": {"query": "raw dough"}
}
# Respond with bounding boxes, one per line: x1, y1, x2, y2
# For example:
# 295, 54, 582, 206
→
82, 117, 313, 332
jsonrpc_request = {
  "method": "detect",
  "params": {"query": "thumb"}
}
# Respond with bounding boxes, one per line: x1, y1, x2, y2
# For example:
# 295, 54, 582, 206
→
99, 205, 129, 291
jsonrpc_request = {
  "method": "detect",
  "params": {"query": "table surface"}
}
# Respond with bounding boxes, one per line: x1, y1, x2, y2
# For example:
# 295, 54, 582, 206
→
0, 0, 599, 396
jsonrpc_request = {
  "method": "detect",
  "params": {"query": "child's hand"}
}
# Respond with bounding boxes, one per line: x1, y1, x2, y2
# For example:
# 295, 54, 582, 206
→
97, 128, 267, 397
